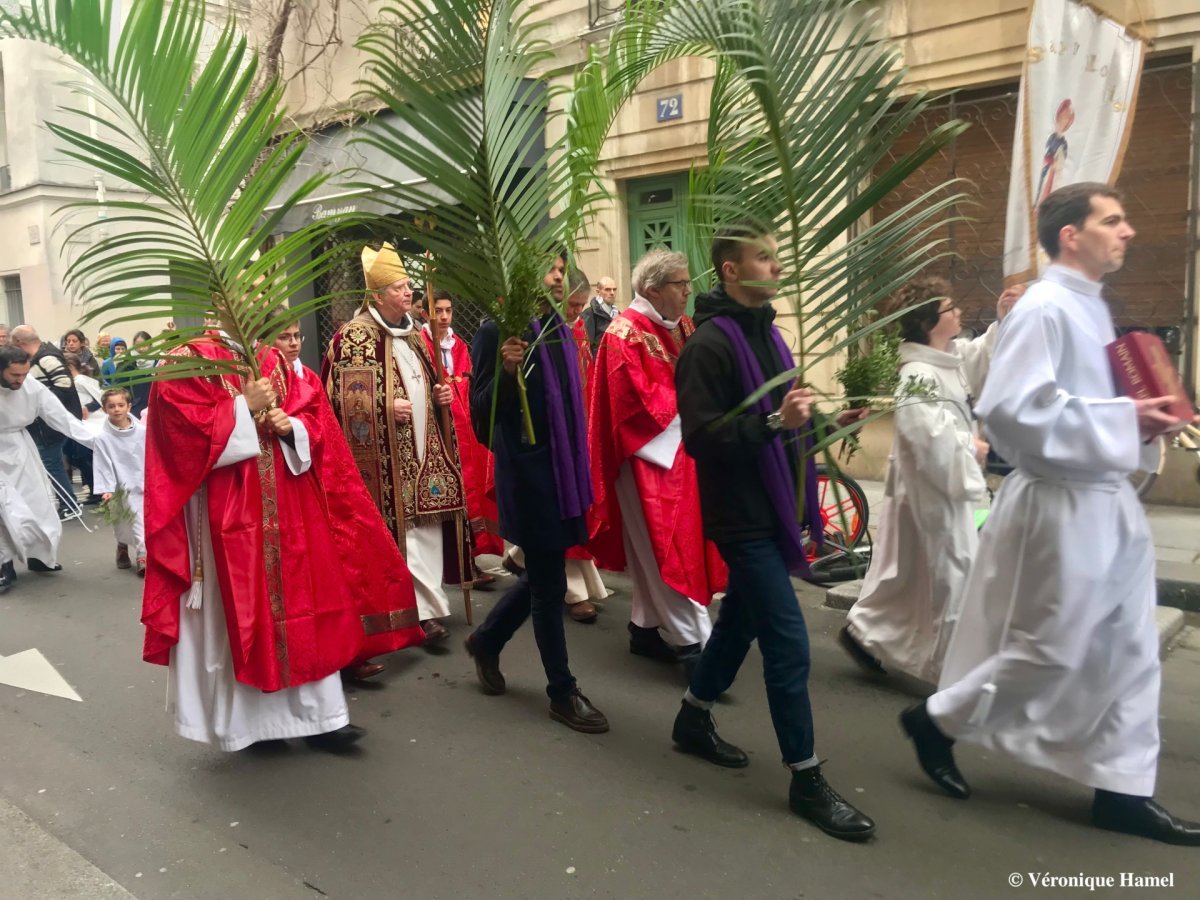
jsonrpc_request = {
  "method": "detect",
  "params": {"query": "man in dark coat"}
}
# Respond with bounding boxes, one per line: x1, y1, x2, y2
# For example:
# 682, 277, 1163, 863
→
464, 253, 608, 734
670, 222, 874, 842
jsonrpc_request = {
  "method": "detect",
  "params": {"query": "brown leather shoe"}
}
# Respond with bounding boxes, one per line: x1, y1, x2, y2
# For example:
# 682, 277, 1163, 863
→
464, 633, 505, 695
472, 572, 497, 592
342, 661, 386, 682
549, 689, 609, 733
421, 619, 450, 643
116, 544, 131, 569
568, 600, 598, 623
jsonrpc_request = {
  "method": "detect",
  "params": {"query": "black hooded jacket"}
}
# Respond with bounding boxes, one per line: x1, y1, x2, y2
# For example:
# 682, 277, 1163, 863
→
675, 284, 794, 544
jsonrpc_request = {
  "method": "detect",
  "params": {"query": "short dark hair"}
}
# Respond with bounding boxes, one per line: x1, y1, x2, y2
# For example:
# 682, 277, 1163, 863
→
711, 219, 771, 284
885, 276, 952, 345
1037, 182, 1123, 258
65, 328, 88, 345
64, 352, 82, 370
101, 387, 132, 406
432, 289, 453, 305
0, 345, 31, 369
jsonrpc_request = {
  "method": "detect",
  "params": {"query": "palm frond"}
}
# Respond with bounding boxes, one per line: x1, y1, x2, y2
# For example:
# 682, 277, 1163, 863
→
0, 0, 363, 380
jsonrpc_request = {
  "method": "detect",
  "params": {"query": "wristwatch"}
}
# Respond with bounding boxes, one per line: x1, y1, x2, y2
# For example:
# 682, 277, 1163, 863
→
766, 411, 786, 432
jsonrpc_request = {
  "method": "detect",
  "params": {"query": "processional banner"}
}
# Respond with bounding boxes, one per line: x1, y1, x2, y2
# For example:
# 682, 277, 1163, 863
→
1003, 0, 1145, 282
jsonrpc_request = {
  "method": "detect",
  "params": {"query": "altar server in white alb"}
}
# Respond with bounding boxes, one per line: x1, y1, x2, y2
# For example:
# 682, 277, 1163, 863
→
92, 387, 147, 576
0, 344, 95, 592
840, 277, 1021, 683
899, 182, 1200, 845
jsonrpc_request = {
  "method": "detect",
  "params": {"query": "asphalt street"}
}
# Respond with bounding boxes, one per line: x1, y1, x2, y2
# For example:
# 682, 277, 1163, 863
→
3, 514, 1200, 899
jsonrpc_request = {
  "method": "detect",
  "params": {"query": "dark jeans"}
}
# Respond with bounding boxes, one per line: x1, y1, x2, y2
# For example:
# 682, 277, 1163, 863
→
688, 538, 815, 766
37, 437, 70, 507
64, 440, 93, 493
472, 545, 576, 701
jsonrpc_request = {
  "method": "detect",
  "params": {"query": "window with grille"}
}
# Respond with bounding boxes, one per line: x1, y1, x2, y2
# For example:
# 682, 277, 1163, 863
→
3, 274, 22, 325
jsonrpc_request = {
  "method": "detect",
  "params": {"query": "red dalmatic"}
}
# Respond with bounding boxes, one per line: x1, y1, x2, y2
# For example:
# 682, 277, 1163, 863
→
586, 309, 725, 603
143, 340, 367, 691
423, 327, 503, 556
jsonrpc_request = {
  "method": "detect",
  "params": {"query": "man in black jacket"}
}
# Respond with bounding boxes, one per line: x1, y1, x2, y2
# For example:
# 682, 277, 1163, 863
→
464, 253, 609, 734
579, 276, 617, 352
11, 325, 84, 513
671, 223, 875, 842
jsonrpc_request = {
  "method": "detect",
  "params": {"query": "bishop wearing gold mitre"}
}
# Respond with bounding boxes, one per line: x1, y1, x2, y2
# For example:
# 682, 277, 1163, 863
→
322, 243, 470, 644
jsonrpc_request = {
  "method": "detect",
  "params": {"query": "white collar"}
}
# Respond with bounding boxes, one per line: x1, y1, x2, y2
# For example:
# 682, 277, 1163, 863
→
899, 340, 963, 369
630, 293, 680, 329
291, 358, 303, 375
103, 416, 141, 435
1041, 264, 1104, 298
368, 304, 415, 336
421, 322, 456, 349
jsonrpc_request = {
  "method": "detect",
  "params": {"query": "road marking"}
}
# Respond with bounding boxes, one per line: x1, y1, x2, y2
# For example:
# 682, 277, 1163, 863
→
0, 649, 83, 701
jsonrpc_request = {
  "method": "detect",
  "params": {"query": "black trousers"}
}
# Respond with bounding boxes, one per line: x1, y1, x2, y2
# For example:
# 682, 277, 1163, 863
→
471, 545, 576, 701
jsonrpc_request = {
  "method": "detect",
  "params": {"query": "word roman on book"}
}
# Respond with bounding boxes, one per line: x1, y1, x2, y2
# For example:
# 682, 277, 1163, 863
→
1107, 332, 1194, 431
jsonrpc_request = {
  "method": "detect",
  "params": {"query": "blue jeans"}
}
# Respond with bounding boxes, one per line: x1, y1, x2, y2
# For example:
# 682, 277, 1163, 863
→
37, 437, 70, 507
688, 538, 815, 766
472, 545, 577, 702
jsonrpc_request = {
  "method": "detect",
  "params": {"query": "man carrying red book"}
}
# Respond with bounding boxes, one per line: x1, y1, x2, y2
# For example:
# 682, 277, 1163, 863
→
900, 182, 1200, 844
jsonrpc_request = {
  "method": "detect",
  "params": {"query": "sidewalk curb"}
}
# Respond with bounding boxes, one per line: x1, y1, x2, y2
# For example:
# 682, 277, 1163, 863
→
0, 797, 136, 899
824, 580, 1188, 655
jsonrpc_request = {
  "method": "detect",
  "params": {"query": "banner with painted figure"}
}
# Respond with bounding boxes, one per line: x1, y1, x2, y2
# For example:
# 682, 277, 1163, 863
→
1003, 0, 1144, 282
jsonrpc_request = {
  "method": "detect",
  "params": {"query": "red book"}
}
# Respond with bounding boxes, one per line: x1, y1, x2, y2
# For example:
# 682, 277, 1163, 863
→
1107, 331, 1194, 431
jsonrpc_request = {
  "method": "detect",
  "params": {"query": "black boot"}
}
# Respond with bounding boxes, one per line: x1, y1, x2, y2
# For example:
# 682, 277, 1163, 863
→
304, 724, 366, 753
0, 561, 15, 592
789, 765, 876, 842
671, 701, 748, 768
628, 622, 679, 663
27, 558, 63, 573
899, 702, 970, 799
1093, 791, 1200, 846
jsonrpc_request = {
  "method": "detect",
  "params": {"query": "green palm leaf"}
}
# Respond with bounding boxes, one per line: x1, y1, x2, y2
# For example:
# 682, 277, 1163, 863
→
0, 0, 363, 381
354, 0, 623, 440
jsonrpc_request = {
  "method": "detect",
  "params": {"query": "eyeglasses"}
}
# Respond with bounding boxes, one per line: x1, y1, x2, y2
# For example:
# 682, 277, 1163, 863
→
938, 302, 959, 316
279, 333, 305, 343
664, 279, 692, 289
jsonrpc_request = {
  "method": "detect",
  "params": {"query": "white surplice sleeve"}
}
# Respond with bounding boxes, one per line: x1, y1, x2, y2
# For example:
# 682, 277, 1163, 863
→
954, 322, 997, 400
278, 419, 311, 475
30, 377, 95, 446
634, 414, 681, 469
894, 364, 984, 502
214, 397, 262, 468
975, 302, 1140, 475
92, 434, 118, 494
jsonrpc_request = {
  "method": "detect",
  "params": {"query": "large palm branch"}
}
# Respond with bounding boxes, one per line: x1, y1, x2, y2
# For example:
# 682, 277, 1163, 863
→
0, 0, 360, 381
608, 0, 970, 415
355, 0, 622, 441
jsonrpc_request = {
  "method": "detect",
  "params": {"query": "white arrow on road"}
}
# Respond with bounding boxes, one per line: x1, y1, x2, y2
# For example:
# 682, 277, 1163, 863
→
0, 649, 82, 702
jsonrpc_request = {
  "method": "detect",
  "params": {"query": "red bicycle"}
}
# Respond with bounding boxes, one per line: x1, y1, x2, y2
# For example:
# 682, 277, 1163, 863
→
803, 466, 871, 584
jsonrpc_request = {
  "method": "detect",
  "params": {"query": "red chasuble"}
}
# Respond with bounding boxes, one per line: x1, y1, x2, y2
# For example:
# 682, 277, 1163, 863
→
586, 309, 726, 603
297, 363, 424, 660
422, 329, 503, 556
142, 339, 365, 691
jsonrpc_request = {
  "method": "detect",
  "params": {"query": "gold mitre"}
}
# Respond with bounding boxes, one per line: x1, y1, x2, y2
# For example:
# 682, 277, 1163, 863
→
362, 242, 408, 292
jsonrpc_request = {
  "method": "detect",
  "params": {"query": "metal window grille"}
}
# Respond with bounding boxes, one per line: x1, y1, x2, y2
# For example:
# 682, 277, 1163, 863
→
3, 273, 22, 324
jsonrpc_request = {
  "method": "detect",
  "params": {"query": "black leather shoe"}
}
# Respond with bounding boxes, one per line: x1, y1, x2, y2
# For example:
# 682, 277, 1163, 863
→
549, 689, 609, 733
1093, 791, 1200, 846
27, 558, 63, 573
839, 625, 886, 675
671, 701, 748, 768
464, 633, 506, 695
629, 622, 679, 663
789, 765, 876, 842
304, 724, 366, 753
0, 561, 15, 591
900, 702, 970, 799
